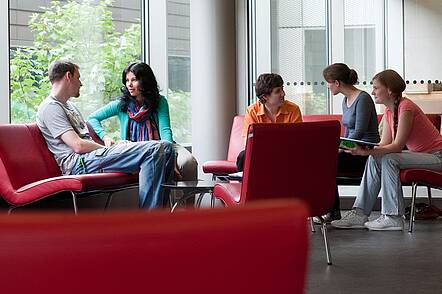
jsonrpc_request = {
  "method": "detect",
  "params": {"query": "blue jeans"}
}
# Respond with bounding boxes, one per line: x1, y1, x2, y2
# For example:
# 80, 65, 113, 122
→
354, 150, 442, 216
72, 140, 174, 210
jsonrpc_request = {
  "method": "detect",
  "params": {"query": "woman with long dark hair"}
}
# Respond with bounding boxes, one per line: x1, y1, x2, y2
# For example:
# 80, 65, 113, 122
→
331, 69, 442, 231
321, 63, 380, 222
88, 61, 197, 182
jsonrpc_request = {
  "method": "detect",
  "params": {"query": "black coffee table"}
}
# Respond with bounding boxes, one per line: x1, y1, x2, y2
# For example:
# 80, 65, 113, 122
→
162, 180, 216, 212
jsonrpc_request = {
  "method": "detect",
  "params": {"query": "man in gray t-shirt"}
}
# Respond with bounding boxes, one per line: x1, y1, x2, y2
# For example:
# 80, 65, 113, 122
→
36, 60, 173, 209
37, 96, 90, 175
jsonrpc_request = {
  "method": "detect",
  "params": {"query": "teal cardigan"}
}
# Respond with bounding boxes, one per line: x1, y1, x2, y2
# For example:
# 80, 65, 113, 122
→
88, 95, 174, 143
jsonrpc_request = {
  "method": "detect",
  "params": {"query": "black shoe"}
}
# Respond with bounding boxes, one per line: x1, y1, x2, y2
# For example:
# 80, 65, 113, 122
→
323, 211, 342, 223
313, 211, 342, 224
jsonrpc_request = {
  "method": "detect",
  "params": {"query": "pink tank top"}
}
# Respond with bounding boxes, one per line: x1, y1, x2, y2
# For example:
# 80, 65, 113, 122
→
385, 98, 442, 153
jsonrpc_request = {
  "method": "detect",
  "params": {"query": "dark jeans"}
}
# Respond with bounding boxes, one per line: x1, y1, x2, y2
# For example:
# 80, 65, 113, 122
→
236, 150, 245, 172
332, 152, 368, 213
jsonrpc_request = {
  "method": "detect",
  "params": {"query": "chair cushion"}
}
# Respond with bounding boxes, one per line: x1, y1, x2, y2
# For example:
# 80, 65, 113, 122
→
0, 199, 309, 294
400, 169, 442, 186
213, 182, 242, 205
5, 172, 138, 206
202, 160, 238, 174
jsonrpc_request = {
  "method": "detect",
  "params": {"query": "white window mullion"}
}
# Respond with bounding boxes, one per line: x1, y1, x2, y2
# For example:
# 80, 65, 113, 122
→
385, 0, 403, 75
329, 0, 345, 114
255, 0, 272, 74
0, 1, 9, 123
148, 0, 168, 97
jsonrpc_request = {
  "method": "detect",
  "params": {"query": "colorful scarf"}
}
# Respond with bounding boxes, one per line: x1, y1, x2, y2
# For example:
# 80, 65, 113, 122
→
127, 101, 160, 142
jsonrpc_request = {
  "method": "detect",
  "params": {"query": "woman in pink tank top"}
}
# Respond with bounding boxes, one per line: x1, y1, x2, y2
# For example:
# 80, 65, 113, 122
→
331, 69, 442, 231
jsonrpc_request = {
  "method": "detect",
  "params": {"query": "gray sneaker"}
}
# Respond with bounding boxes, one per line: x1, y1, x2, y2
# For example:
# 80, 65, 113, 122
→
364, 215, 404, 231
330, 210, 368, 229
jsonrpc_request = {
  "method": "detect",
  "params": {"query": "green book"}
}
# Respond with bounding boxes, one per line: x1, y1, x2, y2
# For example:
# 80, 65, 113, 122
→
339, 137, 379, 150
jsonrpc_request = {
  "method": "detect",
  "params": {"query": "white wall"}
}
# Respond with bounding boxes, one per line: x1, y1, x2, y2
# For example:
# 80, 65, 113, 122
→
404, 0, 442, 81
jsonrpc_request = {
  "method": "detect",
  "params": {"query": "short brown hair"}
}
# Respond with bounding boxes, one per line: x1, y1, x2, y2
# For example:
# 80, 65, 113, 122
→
48, 60, 78, 83
255, 73, 284, 98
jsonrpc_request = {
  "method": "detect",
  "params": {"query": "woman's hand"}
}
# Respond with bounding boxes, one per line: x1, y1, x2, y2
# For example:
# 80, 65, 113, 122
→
103, 135, 115, 147
344, 144, 371, 156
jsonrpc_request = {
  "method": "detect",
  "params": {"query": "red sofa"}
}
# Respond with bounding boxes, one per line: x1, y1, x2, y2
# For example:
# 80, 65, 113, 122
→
0, 199, 310, 294
0, 123, 138, 213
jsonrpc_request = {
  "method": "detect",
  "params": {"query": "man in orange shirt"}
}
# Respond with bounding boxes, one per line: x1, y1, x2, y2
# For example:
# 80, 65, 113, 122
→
237, 73, 303, 170
242, 73, 303, 137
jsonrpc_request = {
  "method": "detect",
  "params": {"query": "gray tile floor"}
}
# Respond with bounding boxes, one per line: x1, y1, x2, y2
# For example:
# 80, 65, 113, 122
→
307, 213, 442, 294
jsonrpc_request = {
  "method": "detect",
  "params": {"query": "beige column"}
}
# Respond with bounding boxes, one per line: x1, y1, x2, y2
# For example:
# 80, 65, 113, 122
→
191, 0, 237, 179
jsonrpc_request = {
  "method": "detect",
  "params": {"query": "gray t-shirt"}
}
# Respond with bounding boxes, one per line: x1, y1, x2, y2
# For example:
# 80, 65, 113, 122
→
342, 91, 380, 143
36, 96, 92, 175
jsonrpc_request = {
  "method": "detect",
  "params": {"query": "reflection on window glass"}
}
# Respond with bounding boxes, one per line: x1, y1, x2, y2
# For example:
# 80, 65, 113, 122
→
344, 0, 384, 92
270, 0, 328, 114
167, 0, 191, 144
9, 0, 142, 138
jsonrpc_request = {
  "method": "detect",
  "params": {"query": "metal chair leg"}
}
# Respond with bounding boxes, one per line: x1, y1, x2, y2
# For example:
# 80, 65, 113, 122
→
310, 217, 316, 232
321, 222, 332, 265
104, 192, 114, 210
210, 193, 215, 208
196, 193, 205, 208
71, 192, 78, 215
170, 201, 179, 213
7, 206, 15, 215
408, 183, 418, 233
427, 185, 432, 205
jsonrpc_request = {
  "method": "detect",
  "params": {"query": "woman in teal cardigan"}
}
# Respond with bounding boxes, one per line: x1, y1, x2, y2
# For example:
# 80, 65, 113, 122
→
88, 62, 197, 181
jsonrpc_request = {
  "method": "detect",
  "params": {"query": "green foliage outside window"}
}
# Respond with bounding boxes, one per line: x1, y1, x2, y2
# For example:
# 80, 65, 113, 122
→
168, 89, 191, 143
10, 0, 192, 143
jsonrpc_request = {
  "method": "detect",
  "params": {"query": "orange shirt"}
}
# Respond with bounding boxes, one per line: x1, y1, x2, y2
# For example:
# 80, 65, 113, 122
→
242, 100, 303, 136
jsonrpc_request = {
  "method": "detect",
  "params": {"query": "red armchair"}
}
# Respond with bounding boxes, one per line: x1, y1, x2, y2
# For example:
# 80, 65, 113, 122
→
0, 199, 309, 294
202, 115, 245, 179
0, 123, 138, 213
400, 168, 442, 232
213, 121, 340, 264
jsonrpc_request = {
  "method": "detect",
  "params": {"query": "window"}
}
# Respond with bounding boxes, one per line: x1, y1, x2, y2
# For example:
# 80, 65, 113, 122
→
253, 0, 386, 114
262, 0, 328, 114
9, 0, 142, 139
343, 0, 384, 93
167, 0, 191, 144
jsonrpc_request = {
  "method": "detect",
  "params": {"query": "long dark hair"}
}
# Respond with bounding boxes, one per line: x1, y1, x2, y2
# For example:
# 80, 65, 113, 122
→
120, 62, 160, 112
372, 69, 406, 138
323, 63, 358, 85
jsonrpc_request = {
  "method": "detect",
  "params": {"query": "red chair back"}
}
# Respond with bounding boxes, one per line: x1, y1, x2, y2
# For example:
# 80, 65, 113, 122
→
303, 114, 383, 136
302, 114, 345, 135
226, 115, 245, 162
0, 124, 61, 202
425, 114, 441, 132
241, 121, 340, 216
0, 199, 309, 294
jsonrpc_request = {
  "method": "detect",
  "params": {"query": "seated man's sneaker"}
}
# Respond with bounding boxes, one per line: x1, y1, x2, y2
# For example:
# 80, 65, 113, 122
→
330, 210, 368, 229
364, 215, 404, 231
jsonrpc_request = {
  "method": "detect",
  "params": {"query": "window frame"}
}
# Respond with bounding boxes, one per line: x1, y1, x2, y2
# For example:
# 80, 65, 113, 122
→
250, 0, 391, 114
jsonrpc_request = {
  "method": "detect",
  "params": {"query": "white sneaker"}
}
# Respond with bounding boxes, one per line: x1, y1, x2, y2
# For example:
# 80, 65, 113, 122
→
330, 210, 368, 229
364, 215, 404, 231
